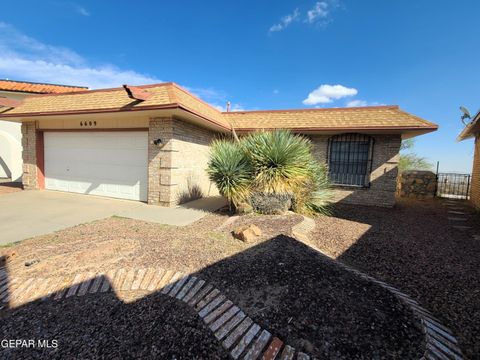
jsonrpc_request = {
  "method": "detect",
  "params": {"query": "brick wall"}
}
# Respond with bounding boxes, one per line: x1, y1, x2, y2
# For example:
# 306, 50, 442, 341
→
170, 118, 219, 205
311, 134, 401, 207
21, 121, 38, 190
148, 118, 175, 206
148, 117, 219, 207
470, 135, 480, 208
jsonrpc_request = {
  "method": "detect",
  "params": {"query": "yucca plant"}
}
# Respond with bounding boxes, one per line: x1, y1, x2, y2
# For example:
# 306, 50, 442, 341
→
240, 130, 331, 215
207, 140, 253, 210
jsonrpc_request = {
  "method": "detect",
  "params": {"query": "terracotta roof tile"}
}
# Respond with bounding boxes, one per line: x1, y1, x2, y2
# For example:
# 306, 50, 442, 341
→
0, 80, 87, 94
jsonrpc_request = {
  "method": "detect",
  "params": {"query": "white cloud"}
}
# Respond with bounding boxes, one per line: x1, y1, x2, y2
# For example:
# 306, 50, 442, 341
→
345, 99, 367, 107
269, 9, 300, 32
303, 84, 357, 105
306, 2, 329, 23
0, 23, 249, 110
0, 22, 159, 89
75, 5, 90, 16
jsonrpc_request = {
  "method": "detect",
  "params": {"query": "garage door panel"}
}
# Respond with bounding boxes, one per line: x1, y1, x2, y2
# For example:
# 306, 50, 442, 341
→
44, 132, 148, 201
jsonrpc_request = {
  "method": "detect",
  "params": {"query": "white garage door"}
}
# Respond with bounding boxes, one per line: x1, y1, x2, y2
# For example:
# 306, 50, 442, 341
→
44, 131, 148, 201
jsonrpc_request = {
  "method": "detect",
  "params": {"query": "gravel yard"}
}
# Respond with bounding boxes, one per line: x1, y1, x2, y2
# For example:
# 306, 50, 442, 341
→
0, 291, 230, 359
310, 198, 480, 359
0, 210, 424, 359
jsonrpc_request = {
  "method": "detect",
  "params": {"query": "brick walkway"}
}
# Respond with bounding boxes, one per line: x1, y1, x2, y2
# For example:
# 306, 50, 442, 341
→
0, 266, 308, 360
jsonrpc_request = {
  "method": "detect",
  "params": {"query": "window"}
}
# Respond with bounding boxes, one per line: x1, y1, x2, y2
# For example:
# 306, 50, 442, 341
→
327, 133, 374, 187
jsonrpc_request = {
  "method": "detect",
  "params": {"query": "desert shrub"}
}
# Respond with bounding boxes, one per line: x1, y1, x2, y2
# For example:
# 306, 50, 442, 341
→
208, 130, 331, 215
207, 140, 253, 210
241, 130, 331, 214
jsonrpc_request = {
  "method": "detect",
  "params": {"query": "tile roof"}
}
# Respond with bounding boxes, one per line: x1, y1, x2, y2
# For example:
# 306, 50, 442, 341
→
0, 82, 438, 135
0, 80, 88, 94
224, 106, 438, 131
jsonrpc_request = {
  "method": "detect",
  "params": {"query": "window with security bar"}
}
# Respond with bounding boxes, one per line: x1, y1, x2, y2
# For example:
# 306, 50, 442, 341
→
327, 134, 374, 187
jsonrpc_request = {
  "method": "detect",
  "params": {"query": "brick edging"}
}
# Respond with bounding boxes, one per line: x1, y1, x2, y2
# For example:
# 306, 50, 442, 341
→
292, 215, 464, 360
0, 266, 310, 360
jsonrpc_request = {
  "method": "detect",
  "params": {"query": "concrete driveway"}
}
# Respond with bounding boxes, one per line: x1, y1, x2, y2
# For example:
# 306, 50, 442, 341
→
0, 190, 226, 245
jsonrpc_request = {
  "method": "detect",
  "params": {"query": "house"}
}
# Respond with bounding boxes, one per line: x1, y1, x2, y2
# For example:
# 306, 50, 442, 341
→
457, 110, 480, 207
0, 80, 88, 181
0, 82, 437, 207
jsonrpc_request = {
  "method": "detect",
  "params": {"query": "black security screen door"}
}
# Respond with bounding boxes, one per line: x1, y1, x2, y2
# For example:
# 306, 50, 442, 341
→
328, 133, 374, 187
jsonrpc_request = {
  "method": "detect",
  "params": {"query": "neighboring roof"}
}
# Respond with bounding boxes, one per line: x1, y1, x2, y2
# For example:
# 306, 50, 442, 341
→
0, 81, 438, 135
225, 106, 438, 132
0, 79, 88, 94
457, 110, 480, 141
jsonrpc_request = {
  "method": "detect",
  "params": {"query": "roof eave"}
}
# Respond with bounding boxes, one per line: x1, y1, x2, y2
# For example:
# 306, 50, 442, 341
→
0, 103, 232, 132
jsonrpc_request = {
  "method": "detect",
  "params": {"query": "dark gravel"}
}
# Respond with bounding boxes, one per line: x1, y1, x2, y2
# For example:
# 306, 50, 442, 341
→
0, 292, 229, 360
194, 234, 424, 359
311, 198, 480, 359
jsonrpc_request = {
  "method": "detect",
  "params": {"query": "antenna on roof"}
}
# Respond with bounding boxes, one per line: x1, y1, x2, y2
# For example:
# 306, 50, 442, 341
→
460, 106, 471, 125
226, 101, 231, 112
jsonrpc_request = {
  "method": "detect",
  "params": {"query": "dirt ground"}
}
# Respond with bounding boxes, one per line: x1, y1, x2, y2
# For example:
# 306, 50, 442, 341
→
0, 211, 423, 359
309, 198, 480, 359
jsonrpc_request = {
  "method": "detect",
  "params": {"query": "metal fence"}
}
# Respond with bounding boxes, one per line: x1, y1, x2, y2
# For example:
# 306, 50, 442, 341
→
436, 173, 471, 199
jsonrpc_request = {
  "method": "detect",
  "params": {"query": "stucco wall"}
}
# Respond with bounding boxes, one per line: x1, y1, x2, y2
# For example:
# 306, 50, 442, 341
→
310, 134, 401, 207
0, 90, 29, 181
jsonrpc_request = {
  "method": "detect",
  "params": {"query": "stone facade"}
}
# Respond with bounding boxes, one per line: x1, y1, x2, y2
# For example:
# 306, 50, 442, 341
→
311, 134, 401, 207
396, 170, 437, 199
470, 135, 480, 208
21, 121, 38, 190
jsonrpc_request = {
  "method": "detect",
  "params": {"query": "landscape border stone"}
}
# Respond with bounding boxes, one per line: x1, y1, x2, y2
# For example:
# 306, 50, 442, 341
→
292, 215, 465, 360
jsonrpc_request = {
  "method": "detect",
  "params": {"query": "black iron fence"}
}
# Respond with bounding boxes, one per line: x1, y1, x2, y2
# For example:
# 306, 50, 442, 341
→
436, 173, 471, 199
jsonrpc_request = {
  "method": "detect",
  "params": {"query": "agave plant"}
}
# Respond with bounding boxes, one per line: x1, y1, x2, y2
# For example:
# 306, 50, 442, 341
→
207, 140, 252, 210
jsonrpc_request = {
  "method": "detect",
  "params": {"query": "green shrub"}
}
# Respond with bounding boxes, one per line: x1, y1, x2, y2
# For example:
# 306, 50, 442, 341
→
207, 140, 253, 209
207, 131, 332, 215
241, 130, 331, 214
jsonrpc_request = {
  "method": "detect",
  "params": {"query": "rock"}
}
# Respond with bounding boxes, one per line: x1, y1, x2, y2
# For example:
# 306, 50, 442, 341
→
25, 259, 40, 267
4, 250, 16, 260
249, 224, 262, 236
233, 224, 262, 243
250, 192, 292, 215
236, 202, 253, 214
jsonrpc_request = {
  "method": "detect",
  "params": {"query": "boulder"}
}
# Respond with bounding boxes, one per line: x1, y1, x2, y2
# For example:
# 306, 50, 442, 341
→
233, 224, 262, 243
250, 192, 292, 215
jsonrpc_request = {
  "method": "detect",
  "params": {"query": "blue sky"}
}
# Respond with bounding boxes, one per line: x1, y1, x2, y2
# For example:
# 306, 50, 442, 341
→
1, 0, 479, 172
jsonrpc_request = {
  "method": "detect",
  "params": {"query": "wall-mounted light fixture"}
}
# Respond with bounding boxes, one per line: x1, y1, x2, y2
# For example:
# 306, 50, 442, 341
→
153, 138, 163, 146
